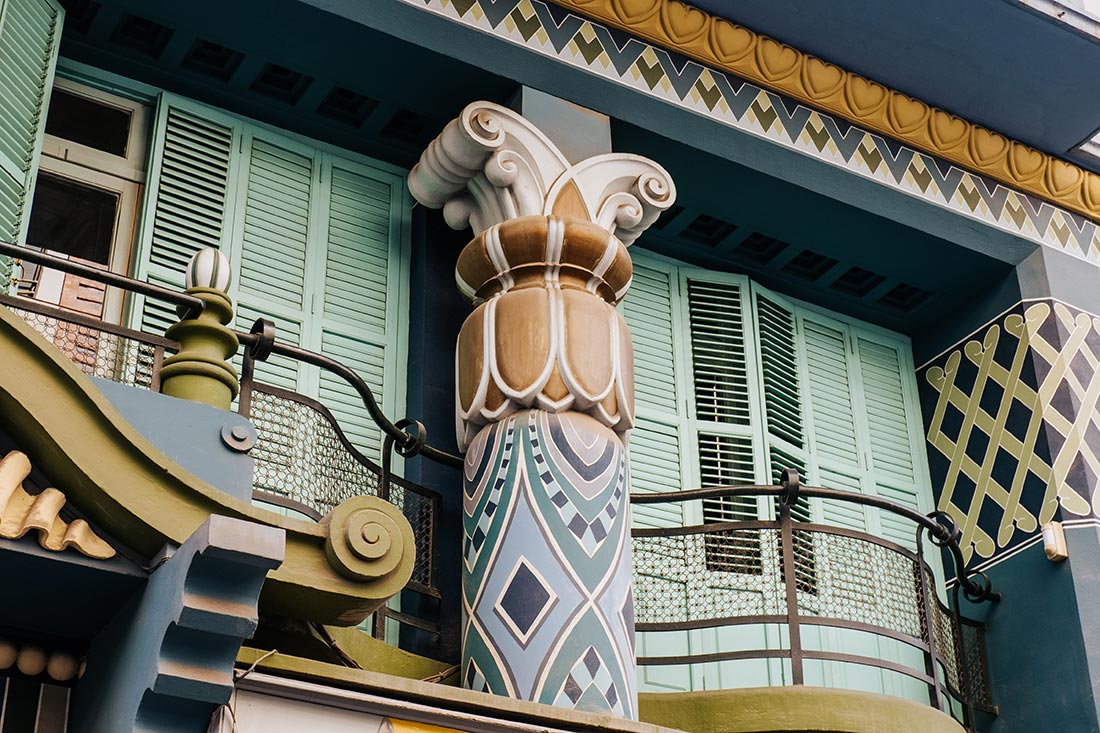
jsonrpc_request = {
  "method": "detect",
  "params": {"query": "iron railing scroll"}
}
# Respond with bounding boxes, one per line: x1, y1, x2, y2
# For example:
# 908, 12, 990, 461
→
630, 469, 998, 732
0, 241, 462, 644
2, 241, 1001, 715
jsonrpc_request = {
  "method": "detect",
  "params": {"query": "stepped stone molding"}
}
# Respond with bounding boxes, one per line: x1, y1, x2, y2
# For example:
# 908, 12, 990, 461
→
406, 0, 1100, 263
0, 450, 115, 559
71, 515, 284, 733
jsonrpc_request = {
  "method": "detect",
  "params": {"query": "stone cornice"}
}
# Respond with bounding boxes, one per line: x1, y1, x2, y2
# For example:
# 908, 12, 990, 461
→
552, 0, 1100, 223
0, 306, 413, 626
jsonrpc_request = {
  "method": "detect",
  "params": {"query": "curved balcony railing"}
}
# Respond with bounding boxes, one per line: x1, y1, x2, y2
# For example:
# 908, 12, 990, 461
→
631, 472, 996, 732
0, 241, 462, 642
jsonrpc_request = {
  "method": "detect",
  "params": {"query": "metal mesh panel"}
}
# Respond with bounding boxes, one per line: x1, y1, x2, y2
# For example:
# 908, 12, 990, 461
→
958, 618, 993, 709
932, 594, 962, 693
797, 531, 923, 638
7, 303, 160, 388
634, 528, 785, 625
249, 387, 436, 589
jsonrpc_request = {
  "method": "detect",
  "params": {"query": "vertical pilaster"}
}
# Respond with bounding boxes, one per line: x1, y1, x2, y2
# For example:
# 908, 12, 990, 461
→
409, 101, 675, 719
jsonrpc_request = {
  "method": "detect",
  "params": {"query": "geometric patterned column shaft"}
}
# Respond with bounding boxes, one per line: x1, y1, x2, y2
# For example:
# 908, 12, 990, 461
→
408, 101, 675, 719
463, 410, 634, 716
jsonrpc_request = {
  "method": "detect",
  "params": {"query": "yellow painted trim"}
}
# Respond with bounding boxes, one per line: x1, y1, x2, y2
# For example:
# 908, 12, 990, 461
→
386, 720, 464, 733
553, 0, 1100, 222
0, 450, 115, 559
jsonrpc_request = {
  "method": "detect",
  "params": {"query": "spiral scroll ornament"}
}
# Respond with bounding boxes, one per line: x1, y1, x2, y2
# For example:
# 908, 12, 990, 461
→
322, 496, 415, 594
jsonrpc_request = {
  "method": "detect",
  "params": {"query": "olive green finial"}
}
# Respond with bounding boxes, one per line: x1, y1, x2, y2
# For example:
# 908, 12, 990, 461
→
159, 248, 240, 410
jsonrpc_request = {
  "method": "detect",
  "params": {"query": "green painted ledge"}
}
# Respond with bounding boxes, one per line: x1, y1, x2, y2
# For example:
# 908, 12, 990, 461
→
244, 623, 455, 683
235, 647, 681, 733
638, 687, 965, 733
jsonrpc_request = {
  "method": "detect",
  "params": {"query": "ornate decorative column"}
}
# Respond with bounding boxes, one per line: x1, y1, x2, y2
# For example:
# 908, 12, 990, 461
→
409, 102, 675, 719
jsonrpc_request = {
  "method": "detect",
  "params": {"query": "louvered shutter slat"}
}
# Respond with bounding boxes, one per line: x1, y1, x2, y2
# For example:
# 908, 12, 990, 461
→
858, 337, 917, 484
756, 295, 802, 449
622, 264, 679, 416
143, 107, 232, 281
312, 163, 397, 458
318, 330, 386, 458
629, 417, 685, 529
0, 0, 61, 287
803, 319, 859, 462
238, 139, 310, 308
687, 279, 751, 425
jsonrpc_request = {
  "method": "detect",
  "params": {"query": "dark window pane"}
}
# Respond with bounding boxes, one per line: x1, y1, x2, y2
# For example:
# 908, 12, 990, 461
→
44, 89, 132, 156
27, 174, 119, 265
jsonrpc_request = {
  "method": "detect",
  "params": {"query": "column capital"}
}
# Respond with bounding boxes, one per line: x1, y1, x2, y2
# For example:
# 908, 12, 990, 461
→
408, 101, 676, 245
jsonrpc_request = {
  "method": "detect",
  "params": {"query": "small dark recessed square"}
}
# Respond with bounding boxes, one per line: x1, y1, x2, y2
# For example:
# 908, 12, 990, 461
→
653, 204, 684, 230
680, 213, 736, 246
830, 266, 886, 297
182, 40, 245, 82
729, 231, 789, 267
781, 249, 840, 282
109, 15, 173, 59
250, 63, 313, 105
60, 0, 101, 35
380, 109, 433, 147
316, 87, 378, 128
877, 282, 933, 312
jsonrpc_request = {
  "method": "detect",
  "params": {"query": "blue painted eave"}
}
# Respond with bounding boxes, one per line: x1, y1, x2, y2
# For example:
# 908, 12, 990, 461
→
690, 0, 1100, 163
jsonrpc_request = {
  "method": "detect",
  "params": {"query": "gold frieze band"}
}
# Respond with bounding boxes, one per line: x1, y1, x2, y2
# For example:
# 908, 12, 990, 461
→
552, 0, 1100, 223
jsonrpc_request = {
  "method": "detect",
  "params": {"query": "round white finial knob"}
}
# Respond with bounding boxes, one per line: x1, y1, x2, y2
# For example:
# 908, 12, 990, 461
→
185, 248, 232, 292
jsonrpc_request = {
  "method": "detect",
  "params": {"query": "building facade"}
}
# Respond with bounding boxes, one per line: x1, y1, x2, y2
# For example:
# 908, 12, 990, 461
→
2, 0, 1100, 731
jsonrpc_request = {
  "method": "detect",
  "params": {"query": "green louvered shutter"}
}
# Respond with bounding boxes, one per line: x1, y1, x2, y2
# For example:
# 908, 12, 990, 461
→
0, 0, 61, 289
685, 277, 760, 532
135, 95, 408, 462
854, 334, 925, 550
133, 102, 236, 335
800, 314, 869, 531
621, 255, 696, 693
231, 132, 316, 391
314, 158, 405, 459
621, 257, 688, 529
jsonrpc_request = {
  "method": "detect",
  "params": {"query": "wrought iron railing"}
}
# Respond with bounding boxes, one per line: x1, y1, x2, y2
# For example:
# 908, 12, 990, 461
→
0, 241, 460, 643
1, 242, 1001, 719
631, 471, 997, 731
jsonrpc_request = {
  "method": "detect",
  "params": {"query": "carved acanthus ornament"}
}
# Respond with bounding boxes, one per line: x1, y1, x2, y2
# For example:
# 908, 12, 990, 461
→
409, 102, 675, 448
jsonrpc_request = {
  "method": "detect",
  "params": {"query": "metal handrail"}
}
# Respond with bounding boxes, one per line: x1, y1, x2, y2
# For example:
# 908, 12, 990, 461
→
629, 471, 997, 731
0, 240, 462, 469
237, 320, 462, 468
0, 241, 205, 314
632, 472, 999, 604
